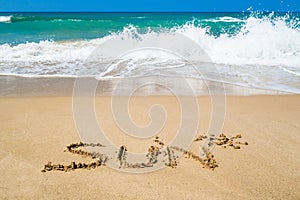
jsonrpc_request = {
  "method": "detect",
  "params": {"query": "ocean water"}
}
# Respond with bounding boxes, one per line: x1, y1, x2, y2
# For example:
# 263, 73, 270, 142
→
0, 12, 299, 93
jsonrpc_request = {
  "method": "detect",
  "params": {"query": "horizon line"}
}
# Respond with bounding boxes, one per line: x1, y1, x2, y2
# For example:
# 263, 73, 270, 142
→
0, 10, 299, 13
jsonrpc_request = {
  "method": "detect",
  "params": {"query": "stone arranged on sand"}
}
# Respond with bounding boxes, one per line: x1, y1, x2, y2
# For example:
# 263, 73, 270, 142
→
42, 133, 248, 172
214, 133, 248, 149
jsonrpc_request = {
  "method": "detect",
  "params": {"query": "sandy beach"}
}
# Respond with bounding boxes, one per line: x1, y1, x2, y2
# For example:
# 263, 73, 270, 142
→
0, 94, 299, 199
1, 6, 300, 200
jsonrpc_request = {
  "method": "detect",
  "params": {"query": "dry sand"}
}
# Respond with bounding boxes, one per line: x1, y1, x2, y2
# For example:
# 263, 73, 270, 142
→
0, 95, 299, 199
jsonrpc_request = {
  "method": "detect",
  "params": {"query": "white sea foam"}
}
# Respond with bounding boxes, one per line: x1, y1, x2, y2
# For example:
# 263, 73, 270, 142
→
0, 16, 11, 23
178, 16, 300, 68
0, 37, 112, 76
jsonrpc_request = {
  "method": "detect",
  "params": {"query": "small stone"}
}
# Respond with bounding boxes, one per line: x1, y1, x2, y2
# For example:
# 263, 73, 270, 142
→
71, 162, 77, 169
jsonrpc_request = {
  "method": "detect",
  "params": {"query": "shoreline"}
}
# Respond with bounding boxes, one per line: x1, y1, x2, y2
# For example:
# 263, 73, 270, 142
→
0, 75, 292, 97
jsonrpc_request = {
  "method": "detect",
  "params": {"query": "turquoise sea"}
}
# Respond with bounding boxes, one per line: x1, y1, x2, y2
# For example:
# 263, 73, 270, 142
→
0, 12, 299, 93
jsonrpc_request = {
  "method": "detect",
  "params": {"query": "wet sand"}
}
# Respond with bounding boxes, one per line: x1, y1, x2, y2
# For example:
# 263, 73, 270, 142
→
0, 95, 299, 199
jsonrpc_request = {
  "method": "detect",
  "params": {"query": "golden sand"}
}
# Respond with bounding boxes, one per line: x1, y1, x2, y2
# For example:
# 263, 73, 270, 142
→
0, 95, 299, 199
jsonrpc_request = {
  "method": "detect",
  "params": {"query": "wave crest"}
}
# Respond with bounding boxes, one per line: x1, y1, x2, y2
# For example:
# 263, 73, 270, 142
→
0, 16, 11, 23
